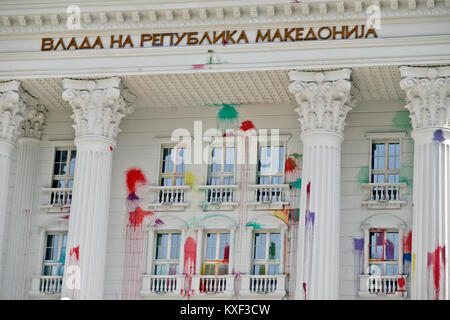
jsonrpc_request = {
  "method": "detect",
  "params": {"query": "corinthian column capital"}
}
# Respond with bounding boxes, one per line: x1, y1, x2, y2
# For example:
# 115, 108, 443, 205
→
20, 94, 46, 140
288, 69, 353, 133
0, 81, 26, 143
399, 66, 450, 130
62, 77, 135, 140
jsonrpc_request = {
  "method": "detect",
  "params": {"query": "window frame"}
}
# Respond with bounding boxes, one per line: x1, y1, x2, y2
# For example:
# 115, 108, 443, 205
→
251, 230, 282, 276
42, 231, 68, 277
370, 139, 401, 184
49, 144, 77, 189
257, 141, 287, 185
368, 228, 400, 276
159, 145, 187, 187
202, 231, 230, 276
153, 231, 182, 276
207, 146, 236, 186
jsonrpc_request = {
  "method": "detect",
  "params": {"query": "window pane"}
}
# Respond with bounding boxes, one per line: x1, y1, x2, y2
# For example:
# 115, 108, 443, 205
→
162, 148, 174, 173
258, 176, 270, 185
224, 148, 235, 172
386, 232, 398, 260
386, 264, 398, 276
259, 147, 271, 172
388, 174, 399, 183
372, 174, 385, 183
175, 178, 184, 186
253, 233, 266, 259
369, 264, 382, 276
223, 177, 233, 185
219, 233, 230, 260
155, 234, 168, 259
161, 178, 173, 186
176, 148, 185, 173
52, 179, 66, 188
268, 265, 279, 275
205, 233, 217, 260
170, 233, 181, 260
269, 233, 281, 260
69, 150, 76, 175
210, 177, 220, 185
154, 264, 167, 275
253, 264, 266, 275
211, 148, 222, 173
168, 264, 178, 275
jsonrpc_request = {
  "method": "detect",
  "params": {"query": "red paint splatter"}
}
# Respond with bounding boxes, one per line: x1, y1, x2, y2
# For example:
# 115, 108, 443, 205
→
69, 246, 80, 261
239, 120, 255, 132
126, 168, 147, 194
184, 237, 197, 299
128, 206, 153, 230
62, 215, 70, 220
403, 231, 412, 254
285, 157, 298, 175
427, 245, 446, 299
398, 277, 406, 291
192, 64, 205, 69
109, 146, 113, 151
307, 181, 311, 194
223, 245, 230, 262
302, 282, 307, 300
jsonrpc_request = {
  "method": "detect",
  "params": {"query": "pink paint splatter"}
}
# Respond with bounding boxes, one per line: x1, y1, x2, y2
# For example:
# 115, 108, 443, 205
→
192, 64, 205, 69
302, 282, 307, 300
69, 246, 79, 261
427, 245, 446, 299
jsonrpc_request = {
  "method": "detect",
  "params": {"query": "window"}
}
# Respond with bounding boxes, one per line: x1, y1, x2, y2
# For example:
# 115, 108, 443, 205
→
203, 232, 230, 275
257, 145, 285, 185
42, 232, 68, 276
52, 148, 76, 188
369, 229, 399, 276
252, 232, 281, 275
208, 147, 235, 185
153, 232, 181, 275
371, 141, 400, 183
160, 147, 186, 186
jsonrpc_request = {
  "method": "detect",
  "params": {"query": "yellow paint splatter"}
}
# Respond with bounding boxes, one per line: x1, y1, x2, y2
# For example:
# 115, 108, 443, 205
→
185, 171, 198, 190
412, 253, 416, 273
274, 209, 289, 224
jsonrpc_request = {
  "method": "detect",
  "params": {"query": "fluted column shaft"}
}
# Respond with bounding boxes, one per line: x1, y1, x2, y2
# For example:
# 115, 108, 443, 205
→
61, 77, 134, 299
3, 138, 40, 299
289, 69, 353, 300
400, 66, 450, 300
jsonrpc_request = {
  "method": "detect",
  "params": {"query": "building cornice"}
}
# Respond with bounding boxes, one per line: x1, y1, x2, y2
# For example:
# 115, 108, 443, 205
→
0, 0, 449, 35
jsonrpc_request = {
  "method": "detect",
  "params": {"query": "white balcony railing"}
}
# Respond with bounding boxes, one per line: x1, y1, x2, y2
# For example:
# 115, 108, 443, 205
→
141, 275, 184, 298
41, 188, 72, 212
359, 275, 407, 298
362, 183, 407, 209
147, 186, 191, 211
247, 184, 290, 209
29, 276, 63, 297
240, 275, 286, 298
192, 275, 235, 296
198, 185, 239, 210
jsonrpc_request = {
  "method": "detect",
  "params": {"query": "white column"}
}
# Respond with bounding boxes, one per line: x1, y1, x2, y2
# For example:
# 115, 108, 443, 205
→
195, 227, 204, 275
61, 78, 134, 300
3, 100, 45, 300
179, 227, 187, 274
0, 81, 27, 295
399, 66, 450, 300
289, 69, 353, 300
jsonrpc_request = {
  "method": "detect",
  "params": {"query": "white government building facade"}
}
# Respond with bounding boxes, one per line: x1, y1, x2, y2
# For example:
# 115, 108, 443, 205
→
0, 0, 449, 300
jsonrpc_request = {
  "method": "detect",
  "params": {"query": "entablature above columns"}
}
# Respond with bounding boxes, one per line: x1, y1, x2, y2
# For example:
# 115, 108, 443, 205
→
0, 0, 449, 35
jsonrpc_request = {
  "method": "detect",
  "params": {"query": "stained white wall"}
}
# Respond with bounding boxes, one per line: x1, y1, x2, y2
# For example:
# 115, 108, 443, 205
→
0, 98, 414, 300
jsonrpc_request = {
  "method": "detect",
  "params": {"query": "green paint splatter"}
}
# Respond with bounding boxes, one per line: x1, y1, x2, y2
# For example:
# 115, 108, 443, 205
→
400, 166, 413, 195
289, 177, 302, 189
393, 110, 413, 134
269, 242, 276, 259
289, 153, 303, 160
246, 222, 263, 229
217, 104, 239, 131
357, 166, 370, 185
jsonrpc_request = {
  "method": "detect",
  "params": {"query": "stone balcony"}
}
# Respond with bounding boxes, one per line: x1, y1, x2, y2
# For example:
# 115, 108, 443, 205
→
29, 275, 63, 299
198, 184, 239, 211
190, 275, 235, 299
361, 183, 407, 209
359, 274, 408, 299
140, 274, 185, 299
239, 274, 287, 299
40, 188, 72, 213
247, 184, 290, 210
147, 185, 191, 211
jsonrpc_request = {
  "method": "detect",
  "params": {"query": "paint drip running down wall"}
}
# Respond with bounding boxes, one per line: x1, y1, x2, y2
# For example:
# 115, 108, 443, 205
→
122, 168, 154, 300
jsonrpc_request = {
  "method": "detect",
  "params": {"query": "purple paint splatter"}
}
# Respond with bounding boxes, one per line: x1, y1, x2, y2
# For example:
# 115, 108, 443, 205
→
433, 129, 445, 143
353, 238, 364, 252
